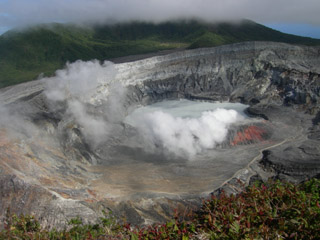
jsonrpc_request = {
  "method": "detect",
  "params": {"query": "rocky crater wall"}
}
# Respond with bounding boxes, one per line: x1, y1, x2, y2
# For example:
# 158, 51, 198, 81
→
105, 42, 320, 110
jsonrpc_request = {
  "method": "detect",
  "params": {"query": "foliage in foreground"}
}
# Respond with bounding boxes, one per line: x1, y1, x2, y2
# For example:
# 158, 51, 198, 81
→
1, 178, 319, 239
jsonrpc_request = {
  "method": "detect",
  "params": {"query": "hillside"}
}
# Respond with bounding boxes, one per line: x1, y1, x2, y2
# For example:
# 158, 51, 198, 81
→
1, 19, 320, 88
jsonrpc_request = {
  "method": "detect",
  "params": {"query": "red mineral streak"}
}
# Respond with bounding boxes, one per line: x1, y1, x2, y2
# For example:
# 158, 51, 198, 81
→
231, 126, 266, 146
87, 189, 97, 198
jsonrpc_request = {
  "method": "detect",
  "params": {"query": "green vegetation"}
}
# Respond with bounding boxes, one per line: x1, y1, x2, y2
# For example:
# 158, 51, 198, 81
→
1, 178, 319, 239
1, 19, 320, 88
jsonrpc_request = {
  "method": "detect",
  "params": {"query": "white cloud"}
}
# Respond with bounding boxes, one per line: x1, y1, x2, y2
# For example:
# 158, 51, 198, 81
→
1, 0, 320, 30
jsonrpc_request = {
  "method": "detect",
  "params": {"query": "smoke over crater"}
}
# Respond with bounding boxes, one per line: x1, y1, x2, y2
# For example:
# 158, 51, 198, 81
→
41, 59, 248, 160
126, 102, 245, 158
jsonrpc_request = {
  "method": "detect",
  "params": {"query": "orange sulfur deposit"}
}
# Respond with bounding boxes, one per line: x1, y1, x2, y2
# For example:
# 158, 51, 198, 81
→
231, 126, 266, 146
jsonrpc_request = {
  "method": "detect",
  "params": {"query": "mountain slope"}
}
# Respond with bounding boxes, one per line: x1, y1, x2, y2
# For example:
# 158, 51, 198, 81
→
1, 20, 320, 88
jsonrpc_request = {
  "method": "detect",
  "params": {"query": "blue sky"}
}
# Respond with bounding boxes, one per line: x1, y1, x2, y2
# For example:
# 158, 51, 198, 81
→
265, 23, 320, 39
1, 0, 320, 39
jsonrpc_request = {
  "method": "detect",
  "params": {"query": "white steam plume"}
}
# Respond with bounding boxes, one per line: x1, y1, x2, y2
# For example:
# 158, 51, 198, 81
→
45, 60, 116, 102
103, 81, 128, 123
44, 59, 126, 146
0, 103, 41, 140
67, 100, 110, 145
132, 108, 244, 159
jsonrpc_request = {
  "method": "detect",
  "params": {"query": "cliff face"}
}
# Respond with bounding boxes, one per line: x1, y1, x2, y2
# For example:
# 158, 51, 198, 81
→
0, 42, 320, 227
107, 42, 320, 109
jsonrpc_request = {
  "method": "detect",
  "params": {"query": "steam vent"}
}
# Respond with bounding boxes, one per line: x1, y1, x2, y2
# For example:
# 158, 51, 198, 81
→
0, 42, 320, 227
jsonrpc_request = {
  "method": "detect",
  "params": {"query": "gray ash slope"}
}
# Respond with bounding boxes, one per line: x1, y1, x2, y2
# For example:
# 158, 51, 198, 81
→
0, 41, 320, 227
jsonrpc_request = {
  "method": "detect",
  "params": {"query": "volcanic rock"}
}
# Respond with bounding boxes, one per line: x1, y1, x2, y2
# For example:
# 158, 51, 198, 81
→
0, 41, 320, 227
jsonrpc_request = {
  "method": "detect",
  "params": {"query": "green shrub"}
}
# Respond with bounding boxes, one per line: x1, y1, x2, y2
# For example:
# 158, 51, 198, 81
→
1, 179, 319, 239
197, 179, 320, 240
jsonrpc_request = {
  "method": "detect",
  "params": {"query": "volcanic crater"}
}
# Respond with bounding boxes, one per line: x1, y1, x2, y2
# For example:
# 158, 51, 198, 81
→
0, 41, 320, 227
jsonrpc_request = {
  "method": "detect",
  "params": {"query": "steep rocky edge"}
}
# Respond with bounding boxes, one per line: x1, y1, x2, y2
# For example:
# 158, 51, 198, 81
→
0, 41, 320, 228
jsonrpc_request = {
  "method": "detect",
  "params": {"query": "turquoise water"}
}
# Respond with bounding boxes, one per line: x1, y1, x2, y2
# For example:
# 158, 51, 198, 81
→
125, 99, 248, 125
